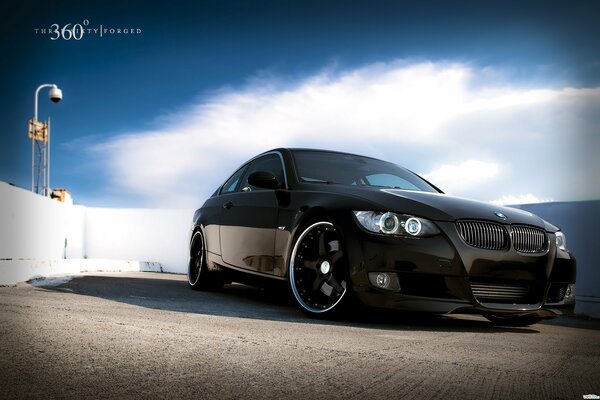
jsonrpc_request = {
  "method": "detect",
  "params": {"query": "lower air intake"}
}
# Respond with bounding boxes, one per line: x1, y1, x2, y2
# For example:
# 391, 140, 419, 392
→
471, 282, 530, 303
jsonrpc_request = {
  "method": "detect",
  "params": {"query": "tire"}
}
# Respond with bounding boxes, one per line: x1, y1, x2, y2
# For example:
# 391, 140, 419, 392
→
288, 221, 350, 317
188, 230, 223, 291
483, 313, 544, 327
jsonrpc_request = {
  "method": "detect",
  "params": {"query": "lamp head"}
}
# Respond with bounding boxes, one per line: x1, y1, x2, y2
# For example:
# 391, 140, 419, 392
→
48, 86, 62, 103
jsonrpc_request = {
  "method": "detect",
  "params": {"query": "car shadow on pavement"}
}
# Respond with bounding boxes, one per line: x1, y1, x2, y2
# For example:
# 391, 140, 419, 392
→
39, 273, 559, 334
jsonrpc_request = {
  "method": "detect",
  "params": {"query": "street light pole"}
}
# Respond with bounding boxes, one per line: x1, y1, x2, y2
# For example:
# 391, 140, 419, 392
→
31, 83, 62, 195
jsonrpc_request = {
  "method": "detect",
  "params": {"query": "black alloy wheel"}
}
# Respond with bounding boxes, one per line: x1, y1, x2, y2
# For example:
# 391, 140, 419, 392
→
289, 221, 349, 316
188, 230, 222, 291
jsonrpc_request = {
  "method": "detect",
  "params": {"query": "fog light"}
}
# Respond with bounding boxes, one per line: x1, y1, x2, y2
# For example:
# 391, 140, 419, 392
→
565, 284, 575, 300
368, 272, 401, 291
376, 273, 390, 288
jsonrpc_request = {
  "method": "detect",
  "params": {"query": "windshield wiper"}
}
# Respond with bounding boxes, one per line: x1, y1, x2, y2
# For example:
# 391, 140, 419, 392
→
364, 184, 404, 189
302, 178, 339, 184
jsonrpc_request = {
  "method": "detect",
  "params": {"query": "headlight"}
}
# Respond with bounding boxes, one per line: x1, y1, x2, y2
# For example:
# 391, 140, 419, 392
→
555, 231, 567, 251
353, 211, 440, 237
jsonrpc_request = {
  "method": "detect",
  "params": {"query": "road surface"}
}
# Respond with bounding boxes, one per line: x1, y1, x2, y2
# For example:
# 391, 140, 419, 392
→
1, 272, 598, 399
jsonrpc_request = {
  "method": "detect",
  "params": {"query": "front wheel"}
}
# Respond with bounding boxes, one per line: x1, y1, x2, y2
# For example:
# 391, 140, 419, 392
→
188, 230, 223, 291
288, 221, 350, 317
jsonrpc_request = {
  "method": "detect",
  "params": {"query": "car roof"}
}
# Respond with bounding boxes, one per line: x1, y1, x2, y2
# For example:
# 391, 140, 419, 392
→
260, 148, 384, 162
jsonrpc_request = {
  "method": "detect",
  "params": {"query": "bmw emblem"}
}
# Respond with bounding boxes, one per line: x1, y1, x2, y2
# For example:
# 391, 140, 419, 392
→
494, 211, 507, 220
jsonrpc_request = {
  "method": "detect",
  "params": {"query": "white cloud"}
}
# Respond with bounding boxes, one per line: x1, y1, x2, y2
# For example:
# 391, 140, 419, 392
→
490, 194, 554, 206
89, 60, 600, 207
420, 160, 501, 194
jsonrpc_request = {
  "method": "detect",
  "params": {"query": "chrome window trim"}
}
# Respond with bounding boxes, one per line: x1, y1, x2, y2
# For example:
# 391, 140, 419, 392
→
219, 151, 289, 195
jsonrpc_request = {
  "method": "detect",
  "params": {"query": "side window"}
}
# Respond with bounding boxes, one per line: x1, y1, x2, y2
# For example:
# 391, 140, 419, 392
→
239, 154, 284, 192
220, 166, 247, 194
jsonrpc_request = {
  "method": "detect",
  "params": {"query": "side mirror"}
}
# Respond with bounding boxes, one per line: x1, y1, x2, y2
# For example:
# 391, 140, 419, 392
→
248, 171, 280, 189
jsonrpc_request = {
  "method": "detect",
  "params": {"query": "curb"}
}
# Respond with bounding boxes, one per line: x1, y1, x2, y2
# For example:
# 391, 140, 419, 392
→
0, 259, 163, 285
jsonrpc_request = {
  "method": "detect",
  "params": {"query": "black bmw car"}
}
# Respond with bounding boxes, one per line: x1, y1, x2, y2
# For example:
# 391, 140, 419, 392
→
189, 148, 576, 326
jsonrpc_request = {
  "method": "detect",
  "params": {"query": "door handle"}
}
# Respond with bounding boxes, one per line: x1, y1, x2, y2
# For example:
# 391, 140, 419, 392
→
223, 201, 234, 210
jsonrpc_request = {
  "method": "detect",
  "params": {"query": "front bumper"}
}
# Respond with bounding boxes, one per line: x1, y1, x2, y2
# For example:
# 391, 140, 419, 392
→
339, 219, 576, 317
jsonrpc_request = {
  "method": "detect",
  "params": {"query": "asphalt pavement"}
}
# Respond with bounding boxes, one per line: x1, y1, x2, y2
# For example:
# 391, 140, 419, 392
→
1, 272, 599, 399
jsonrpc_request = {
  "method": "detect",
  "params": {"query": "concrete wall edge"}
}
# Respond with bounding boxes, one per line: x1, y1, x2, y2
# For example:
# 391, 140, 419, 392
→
0, 259, 163, 285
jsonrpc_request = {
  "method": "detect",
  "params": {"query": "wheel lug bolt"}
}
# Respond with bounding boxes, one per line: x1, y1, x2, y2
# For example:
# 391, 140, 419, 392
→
320, 261, 331, 274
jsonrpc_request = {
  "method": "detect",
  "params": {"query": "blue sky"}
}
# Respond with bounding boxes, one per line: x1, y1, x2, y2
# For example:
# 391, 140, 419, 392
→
1, 0, 599, 207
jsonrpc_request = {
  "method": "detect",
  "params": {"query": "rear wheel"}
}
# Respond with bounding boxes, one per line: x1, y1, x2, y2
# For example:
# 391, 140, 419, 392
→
484, 313, 544, 327
188, 230, 223, 291
289, 221, 350, 317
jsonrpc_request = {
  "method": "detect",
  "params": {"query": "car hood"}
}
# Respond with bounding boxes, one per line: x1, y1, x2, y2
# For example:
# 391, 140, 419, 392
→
349, 188, 551, 229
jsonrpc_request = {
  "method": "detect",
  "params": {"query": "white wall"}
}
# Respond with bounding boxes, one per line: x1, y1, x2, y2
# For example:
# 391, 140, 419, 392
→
65, 205, 86, 259
0, 182, 74, 260
0, 181, 193, 274
84, 207, 193, 273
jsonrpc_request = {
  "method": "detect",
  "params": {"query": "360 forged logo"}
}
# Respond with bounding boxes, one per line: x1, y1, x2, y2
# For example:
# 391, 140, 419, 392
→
34, 19, 142, 41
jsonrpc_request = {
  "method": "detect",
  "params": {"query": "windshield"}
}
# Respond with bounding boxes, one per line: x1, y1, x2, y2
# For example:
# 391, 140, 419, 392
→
292, 150, 439, 193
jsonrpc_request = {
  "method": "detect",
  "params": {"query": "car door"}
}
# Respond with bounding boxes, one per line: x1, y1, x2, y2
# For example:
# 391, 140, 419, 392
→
219, 153, 284, 275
